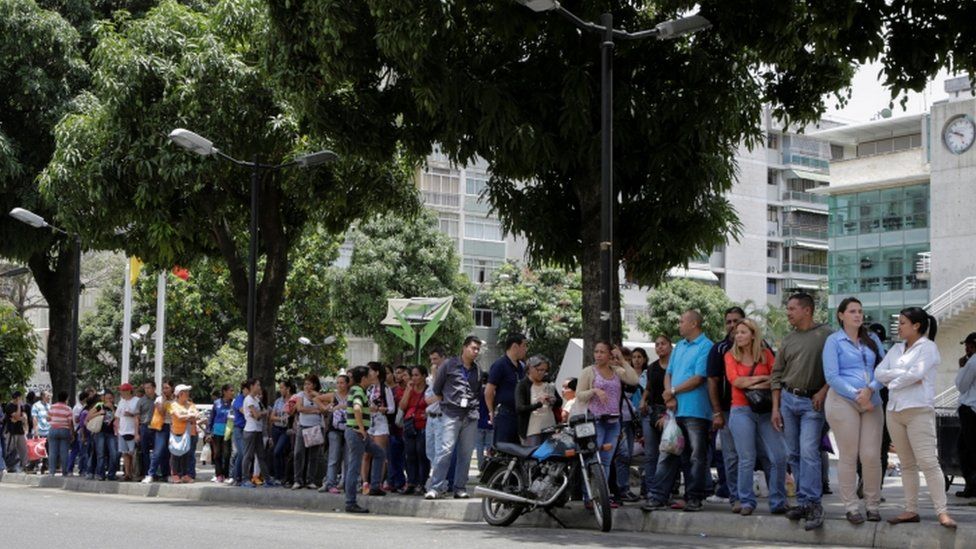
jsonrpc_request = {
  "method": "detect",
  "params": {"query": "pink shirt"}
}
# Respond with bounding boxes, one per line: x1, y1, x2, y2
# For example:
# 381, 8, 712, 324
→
588, 370, 622, 417
49, 402, 73, 430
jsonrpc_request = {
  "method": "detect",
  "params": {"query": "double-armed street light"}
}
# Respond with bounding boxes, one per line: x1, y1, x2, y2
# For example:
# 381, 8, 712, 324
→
515, 1, 711, 342
168, 129, 338, 379
8, 207, 82, 404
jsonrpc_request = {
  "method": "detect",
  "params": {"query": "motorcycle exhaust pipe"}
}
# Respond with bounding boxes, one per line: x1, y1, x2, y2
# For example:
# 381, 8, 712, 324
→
474, 486, 539, 506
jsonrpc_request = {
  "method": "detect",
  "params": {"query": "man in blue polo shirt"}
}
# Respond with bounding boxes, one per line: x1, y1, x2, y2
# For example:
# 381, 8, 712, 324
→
643, 309, 713, 512
484, 332, 527, 445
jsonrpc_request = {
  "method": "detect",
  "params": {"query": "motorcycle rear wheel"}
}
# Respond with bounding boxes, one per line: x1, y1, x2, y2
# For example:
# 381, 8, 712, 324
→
481, 467, 525, 527
586, 462, 613, 532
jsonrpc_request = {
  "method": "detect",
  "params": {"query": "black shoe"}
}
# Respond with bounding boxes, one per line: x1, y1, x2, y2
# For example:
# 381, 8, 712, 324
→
866, 510, 882, 522
770, 506, 788, 515
822, 484, 833, 495
402, 486, 416, 496
619, 491, 641, 503
368, 489, 386, 496
846, 511, 865, 525
345, 504, 369, 514
785, 505, 808, 521
805, 504, 825, 531
641, 499, 667, 512
683, 499, 703, 512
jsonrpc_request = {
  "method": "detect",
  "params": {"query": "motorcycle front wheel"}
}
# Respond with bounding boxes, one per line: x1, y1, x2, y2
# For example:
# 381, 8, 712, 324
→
481, 467, 525, 527
585, 461, 613, 532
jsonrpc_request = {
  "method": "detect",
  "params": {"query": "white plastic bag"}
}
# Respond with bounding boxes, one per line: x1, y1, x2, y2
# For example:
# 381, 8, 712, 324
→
200, 442, 212, 464
659, 411, 685, 456
753, 471, 769, 498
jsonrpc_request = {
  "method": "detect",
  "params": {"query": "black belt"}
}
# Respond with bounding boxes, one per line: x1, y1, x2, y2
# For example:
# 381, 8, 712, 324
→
783, 385, 817, 398
427, 412, 442, 418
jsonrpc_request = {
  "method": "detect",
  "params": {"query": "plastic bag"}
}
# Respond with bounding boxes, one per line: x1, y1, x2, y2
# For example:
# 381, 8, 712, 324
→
200, 441, 212, 464
753, 471, 769, 498
659, 411, 685, 456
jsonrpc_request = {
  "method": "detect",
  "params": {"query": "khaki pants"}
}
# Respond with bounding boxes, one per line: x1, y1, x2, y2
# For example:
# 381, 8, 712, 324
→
825, 389, 884, 512
887, 407, 947, 515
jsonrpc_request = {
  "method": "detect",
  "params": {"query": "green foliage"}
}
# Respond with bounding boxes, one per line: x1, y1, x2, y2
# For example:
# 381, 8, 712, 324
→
338, 211, 474, 361
480, 262, 581, 365
0, 303, 37, 393
638, 279, 735, 342
202, 329, 246, 390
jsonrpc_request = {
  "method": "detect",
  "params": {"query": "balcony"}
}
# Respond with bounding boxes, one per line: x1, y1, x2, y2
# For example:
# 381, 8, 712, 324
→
781, 226, 828, 241
421, 191, 460, 208
783, 262, 827, 275
781, 190, 828, 205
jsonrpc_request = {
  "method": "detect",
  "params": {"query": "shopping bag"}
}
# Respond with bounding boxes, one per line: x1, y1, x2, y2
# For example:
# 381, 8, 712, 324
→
27, 437, 48, 460
658, 411, 685, 456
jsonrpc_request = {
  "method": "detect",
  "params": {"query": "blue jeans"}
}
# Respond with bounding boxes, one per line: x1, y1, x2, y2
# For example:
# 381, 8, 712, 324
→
272, 426, 290, 481
139, 424, 154, 478
781, 391, 825, 506
718, 413, 738, 503
641, 415, 662, 495
147, 425, 171, 478
594, 418, 622, 481
614, 422, 636, 495
649, 416, 709, 503
48, 428, 71, 475
492, 410, 518, 446
324, 429, 345, 488
344, 429, 385, 506
475, 428, 493, 470
425, 415, 442, 464
0, 431, 6, 471
77, 435, 92, 476
387, 432, 406, 488
730, 406, 787, 510
404, 429, 429, 487
230, 425, 244, 482
430, 413, 477, 494
94, 431, 119, 480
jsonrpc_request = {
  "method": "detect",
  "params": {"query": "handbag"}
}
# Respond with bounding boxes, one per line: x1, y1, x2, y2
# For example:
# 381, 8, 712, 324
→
149, 405, 164, 430
85, 414, 104, 433
743, 362, 773, 414
168, 427, 192, 456
301, 424, 324, 447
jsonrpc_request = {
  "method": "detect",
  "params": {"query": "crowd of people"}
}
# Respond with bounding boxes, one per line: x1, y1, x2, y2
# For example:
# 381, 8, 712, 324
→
2, 291, 974, 527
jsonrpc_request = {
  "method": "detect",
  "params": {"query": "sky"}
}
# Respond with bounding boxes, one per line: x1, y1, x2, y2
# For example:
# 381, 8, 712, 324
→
828, 61, 955, 123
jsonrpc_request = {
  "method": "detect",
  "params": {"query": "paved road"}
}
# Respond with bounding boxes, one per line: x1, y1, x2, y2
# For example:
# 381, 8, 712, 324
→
1, 483, 841, 548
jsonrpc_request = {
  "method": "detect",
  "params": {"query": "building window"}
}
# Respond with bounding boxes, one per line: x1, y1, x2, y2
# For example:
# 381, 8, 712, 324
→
473, 308, 496, 328
767, 133, 779, 150
420, 167, 460, 207
831, 144, 845, 160
767, 169, 778, 186
463, 257, 503, 284
767, 278, 777, 295
624, 305, 648, 327
465, 173, 489, 196
856, 133, 922, 158
767, 243, 778, 259
464, 217, 504, 241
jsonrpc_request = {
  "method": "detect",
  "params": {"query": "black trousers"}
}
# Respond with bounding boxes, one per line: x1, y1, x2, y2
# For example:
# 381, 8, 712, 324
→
958, 405, 976, 488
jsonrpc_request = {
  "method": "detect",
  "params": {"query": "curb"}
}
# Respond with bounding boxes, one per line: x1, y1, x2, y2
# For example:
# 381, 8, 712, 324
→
1, 472, 968, 547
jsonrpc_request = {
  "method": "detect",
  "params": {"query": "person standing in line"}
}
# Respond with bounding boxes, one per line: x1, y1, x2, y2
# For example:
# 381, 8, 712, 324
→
822, 297, 886, 524
426, 336, 484, 500
361, 362, 393, 495
725, 319, 787, 516
770, 293, 833, 531
614, 347, 643, 503
169, 384, 199, 483
92, 389, 119, 481
320, 375, 349, 494
67, 389, 93, 476
475, 372, 493, 471
424, 347, 448, 488
344, 366, 386, 513
400, 366, 430, 495
116, 383, 141, 481
515, 355, 561, 447
208, 384, 234, 483
707, 307, 746, 510
291, 375, 325, 489
47, 391, 74, 476
386, 365, 409, 492
31, 391, 51, 473
226, 380, 249, 486
876, 308, 957, 529
642, 311, 712, 513
76, 395, 99, 479
485, 333, 528, 446
4, 391, 30, 472
142, 381, 174, 483
240, 379, 273, 488
271, 381, 295, 486
954, 332, 976, 498
136, 383, 156, 479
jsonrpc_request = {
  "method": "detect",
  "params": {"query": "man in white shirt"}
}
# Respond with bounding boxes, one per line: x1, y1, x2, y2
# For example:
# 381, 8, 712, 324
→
955, 333, 976, 498
117, 383, 141, 481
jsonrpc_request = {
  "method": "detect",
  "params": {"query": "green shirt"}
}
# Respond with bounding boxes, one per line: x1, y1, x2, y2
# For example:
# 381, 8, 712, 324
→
345, 385, 370, 429
771, 323, 833, 392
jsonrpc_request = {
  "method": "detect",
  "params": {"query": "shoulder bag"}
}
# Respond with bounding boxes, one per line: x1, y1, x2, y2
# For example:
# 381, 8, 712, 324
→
743, 361, 773, 414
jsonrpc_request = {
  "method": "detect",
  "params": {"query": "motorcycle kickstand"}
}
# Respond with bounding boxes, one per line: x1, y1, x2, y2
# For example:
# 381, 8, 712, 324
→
543, 508, 567, 529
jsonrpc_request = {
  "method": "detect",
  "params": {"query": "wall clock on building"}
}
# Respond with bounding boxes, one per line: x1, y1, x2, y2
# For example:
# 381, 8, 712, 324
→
943, 114, 976, 155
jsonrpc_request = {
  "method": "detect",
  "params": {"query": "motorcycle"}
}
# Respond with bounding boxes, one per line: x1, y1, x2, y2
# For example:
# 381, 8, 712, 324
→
474, 414, 613, 532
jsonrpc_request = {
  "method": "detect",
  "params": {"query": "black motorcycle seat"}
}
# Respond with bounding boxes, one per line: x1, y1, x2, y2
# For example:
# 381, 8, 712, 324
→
494, 442, 540, 459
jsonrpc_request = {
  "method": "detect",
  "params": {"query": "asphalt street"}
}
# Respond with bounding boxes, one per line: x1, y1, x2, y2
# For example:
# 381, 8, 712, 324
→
1, 483, 844, 549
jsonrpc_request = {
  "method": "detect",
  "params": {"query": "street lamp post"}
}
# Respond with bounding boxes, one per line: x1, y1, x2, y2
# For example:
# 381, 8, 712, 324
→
516, 1, 711, 342
168, 129, 338, 380
8, 207, 82, 405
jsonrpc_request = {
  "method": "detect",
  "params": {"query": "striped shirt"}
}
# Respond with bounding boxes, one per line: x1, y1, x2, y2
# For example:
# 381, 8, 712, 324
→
49, 402, 73, 430
345, 385, 371, 429
32, 401, 51, 435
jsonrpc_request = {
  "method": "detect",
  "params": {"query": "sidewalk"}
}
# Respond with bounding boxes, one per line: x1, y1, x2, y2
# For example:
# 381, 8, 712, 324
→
1, 469, 973, 548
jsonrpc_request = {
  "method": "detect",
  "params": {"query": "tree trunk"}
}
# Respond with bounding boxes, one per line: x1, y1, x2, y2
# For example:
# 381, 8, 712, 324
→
28, 241, 78, 402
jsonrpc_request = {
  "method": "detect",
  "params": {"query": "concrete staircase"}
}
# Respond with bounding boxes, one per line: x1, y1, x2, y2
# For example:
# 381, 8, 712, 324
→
925, 277, 976, 399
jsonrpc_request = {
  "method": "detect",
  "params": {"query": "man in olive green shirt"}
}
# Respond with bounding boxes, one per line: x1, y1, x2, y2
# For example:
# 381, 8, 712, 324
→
770, 293, 832, 531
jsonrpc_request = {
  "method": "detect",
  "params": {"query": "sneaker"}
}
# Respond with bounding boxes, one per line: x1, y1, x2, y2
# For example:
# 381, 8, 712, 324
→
291, 483, 304, 490
317, 485, 330, 493
846, 511, 865, 525
141, 476, 153, 484
804, 504, 825, 531
369, 489, 387, 496
424, 490, 439, 500
346, 504, 369, 514
223, 478, 236, 485
866, 510, 882, 522
453, 490, 470, 499
210, 476, 221, 484
240, 481, 256, 488
739, 506, 754, 516
706, 495, 728, 504
641, 499, 667, 512
307, 484, 319, 490
683, 499, 703, 512
670, 499, 686, 510
785, 505, 808, 521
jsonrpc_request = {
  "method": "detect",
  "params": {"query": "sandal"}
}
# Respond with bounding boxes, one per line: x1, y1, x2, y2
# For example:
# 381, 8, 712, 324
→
886, 512, 920, 525
938, 513, 957, 529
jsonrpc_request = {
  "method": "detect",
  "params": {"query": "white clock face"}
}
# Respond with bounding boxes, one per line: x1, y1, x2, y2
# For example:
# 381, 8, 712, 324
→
943, 115, 976, 155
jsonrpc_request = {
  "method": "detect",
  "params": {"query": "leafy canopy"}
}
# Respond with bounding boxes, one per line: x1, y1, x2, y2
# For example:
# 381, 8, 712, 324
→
638, 279, 735, 342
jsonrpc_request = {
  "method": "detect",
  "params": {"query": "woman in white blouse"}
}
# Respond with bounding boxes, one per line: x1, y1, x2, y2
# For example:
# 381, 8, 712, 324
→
875, 307, 956, 529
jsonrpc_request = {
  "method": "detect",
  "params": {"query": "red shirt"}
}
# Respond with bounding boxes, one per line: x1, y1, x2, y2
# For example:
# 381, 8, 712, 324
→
403, 388, 428, 430
724, 348, 775, 407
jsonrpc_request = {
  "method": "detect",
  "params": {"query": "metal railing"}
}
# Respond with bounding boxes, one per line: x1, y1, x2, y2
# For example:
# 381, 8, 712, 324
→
781, 191, 828, 205
782, 263, 828, 275
781, 226, 828, 240
926, 276, 976, 323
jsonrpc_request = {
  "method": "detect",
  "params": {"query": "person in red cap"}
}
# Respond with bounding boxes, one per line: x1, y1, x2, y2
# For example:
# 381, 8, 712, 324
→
117, 383, 141, 481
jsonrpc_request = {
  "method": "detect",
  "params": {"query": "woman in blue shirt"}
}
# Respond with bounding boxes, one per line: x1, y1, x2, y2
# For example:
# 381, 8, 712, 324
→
208, 384, 234, 483
823, 297, 885, 524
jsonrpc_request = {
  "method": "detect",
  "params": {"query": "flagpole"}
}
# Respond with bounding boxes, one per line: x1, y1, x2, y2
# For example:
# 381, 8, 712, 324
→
154, 271, 166, 390
121, 259, 133, 383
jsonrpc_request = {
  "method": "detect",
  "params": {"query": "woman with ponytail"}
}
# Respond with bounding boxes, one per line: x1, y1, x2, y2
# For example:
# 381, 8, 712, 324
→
822, 297, 886, 523
875, 307, 956, 529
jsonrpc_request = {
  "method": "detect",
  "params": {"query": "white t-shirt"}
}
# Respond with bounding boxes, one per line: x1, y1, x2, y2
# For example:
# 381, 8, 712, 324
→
117, 396, 139, 435
243, 395, 263, 432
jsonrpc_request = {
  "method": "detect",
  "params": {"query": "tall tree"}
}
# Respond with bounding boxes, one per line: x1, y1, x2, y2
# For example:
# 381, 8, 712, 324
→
637, 279, 735, 343
266, 0, 976, 360
0, 302, 38, 394
40, 0, 417, 392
